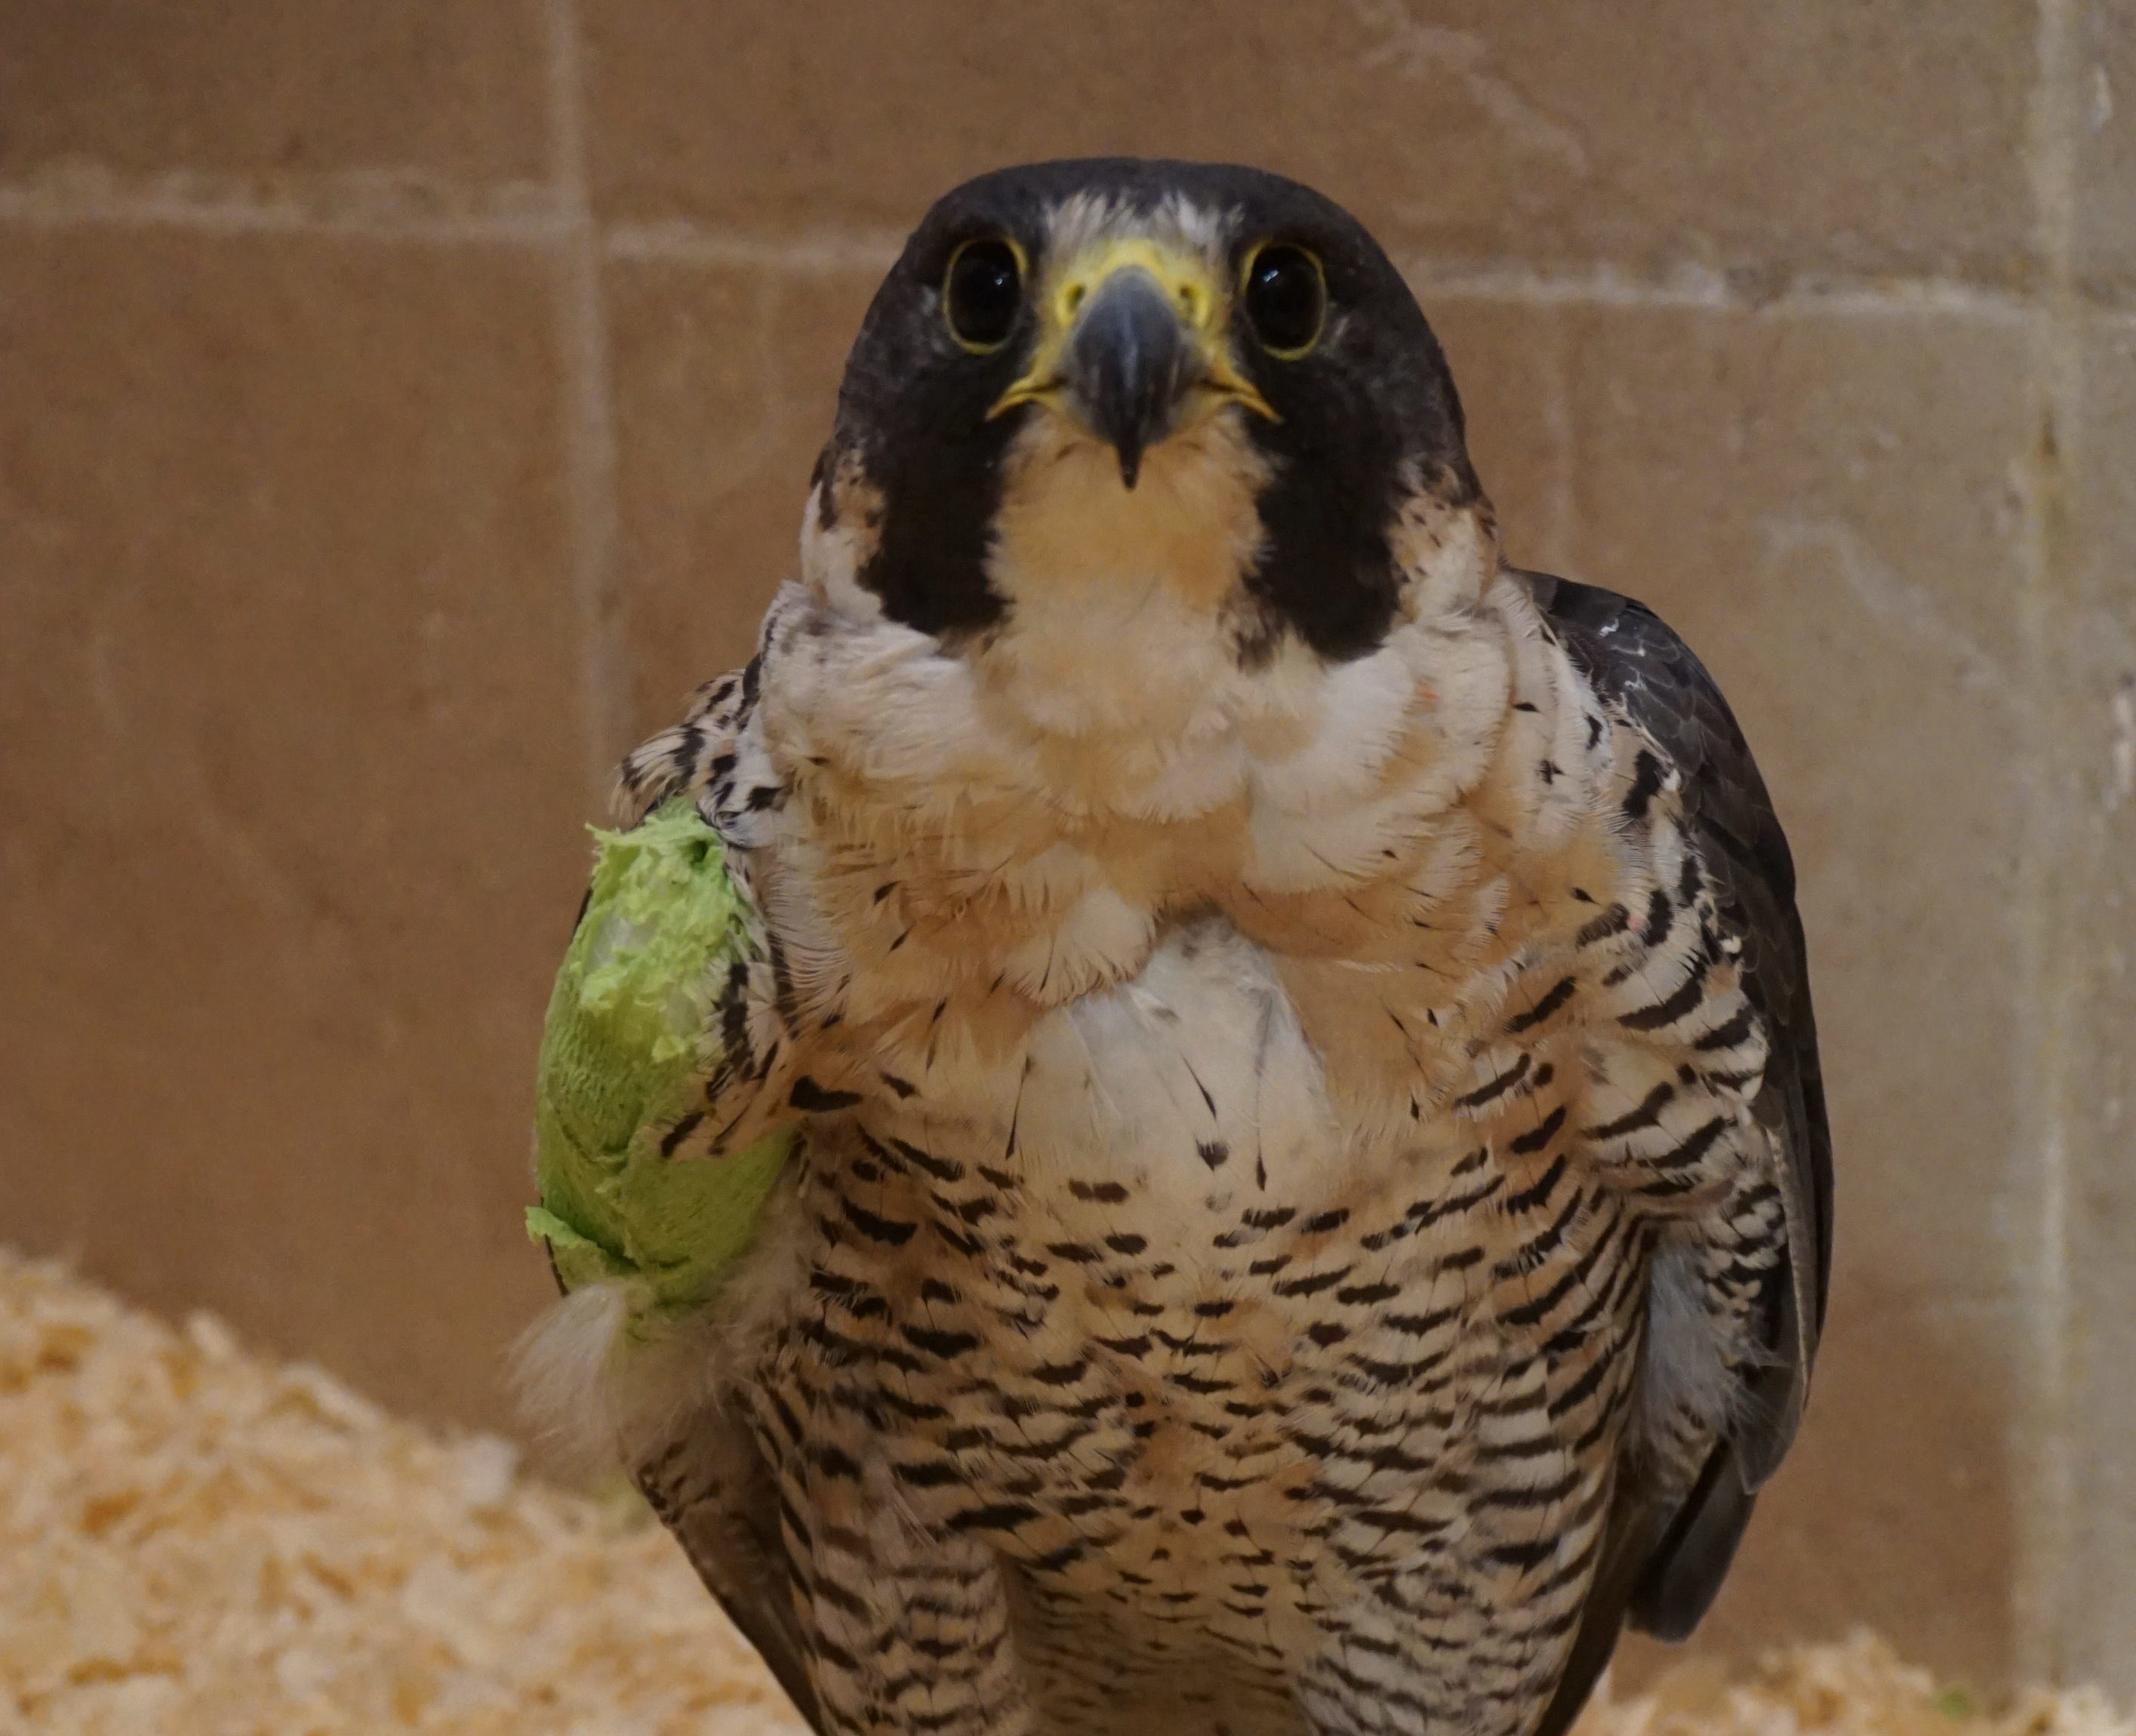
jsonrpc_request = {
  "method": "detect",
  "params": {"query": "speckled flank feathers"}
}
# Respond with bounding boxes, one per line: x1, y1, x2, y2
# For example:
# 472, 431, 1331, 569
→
589, 159, 1828, 1736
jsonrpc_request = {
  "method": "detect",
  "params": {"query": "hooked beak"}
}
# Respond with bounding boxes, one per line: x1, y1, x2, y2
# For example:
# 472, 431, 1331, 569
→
990, 241, 1276, 490
1065, 267, 1196, 491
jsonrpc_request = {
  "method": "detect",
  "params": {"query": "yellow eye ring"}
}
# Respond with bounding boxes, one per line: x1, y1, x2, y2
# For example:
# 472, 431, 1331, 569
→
943, 235, 1027, 353
1240, 242, 1327, 359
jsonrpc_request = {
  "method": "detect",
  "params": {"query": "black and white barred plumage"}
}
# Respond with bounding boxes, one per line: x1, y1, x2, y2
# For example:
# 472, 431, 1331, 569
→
537, 160, 1831, 1736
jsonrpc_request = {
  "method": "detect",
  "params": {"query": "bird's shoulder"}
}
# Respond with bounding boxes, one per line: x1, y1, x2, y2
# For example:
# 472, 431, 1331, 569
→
1518, 566, 1833, 1732
617, 599, 801, 849
1522, 565, 1831, 1331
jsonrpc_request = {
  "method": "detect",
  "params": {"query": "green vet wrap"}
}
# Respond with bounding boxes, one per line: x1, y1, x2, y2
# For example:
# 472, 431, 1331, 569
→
528, 798, 794, 1324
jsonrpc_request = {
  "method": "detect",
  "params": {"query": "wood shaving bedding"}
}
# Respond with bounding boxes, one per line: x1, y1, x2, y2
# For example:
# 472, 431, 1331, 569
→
2, 1250, 2125, 1736
1579, 1637, 2128, 1736
0, 1251, 792, 1735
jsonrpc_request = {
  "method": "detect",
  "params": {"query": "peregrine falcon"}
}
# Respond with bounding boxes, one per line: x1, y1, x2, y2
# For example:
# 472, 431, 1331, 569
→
530, 158, 1832, 1736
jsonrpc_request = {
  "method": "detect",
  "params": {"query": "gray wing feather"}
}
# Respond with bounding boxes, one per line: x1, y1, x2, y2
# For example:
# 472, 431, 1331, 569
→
1522, 568, 1833, 1732
638, 1405, 825, 1733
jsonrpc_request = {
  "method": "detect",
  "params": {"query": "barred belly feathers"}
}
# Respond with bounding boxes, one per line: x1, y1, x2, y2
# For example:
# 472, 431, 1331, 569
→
524, 158, 1831, 1736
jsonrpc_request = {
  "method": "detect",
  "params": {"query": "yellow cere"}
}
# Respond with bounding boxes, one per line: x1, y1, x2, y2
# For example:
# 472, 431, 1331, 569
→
991, 238, 1278, 426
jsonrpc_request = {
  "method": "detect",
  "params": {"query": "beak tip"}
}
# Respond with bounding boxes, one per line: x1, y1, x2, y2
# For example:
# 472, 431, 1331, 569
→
1068, 266, 1189, 497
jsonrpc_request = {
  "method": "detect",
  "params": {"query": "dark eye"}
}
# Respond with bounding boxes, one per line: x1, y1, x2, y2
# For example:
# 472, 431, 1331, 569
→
1242, 244, 1326, 358
943, 238, 1023, 351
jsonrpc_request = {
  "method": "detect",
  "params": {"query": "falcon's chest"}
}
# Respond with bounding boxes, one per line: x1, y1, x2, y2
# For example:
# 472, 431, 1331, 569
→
714, 571, 1763, 1657
747, 910, 1639, 1651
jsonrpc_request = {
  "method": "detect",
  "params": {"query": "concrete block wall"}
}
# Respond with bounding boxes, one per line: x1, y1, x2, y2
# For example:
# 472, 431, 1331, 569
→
3, 0, 2130, 1696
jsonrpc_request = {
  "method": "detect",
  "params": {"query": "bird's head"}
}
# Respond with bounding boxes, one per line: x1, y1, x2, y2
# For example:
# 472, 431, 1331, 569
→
802, 159, 1491, 683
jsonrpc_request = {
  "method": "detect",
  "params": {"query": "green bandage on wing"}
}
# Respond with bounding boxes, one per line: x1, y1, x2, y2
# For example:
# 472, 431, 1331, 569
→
530, 798, 793, 1322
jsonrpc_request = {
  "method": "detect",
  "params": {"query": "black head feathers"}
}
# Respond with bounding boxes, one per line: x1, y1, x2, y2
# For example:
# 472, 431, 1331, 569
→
817, 158, 1481, 661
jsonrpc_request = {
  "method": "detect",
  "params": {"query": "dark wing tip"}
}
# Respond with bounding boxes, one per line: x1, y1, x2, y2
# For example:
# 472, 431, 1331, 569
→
1628, 1446, 1759, 1641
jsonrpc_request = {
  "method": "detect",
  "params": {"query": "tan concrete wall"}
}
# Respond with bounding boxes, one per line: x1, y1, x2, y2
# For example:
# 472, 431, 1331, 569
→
2, 0, 2130, 1698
